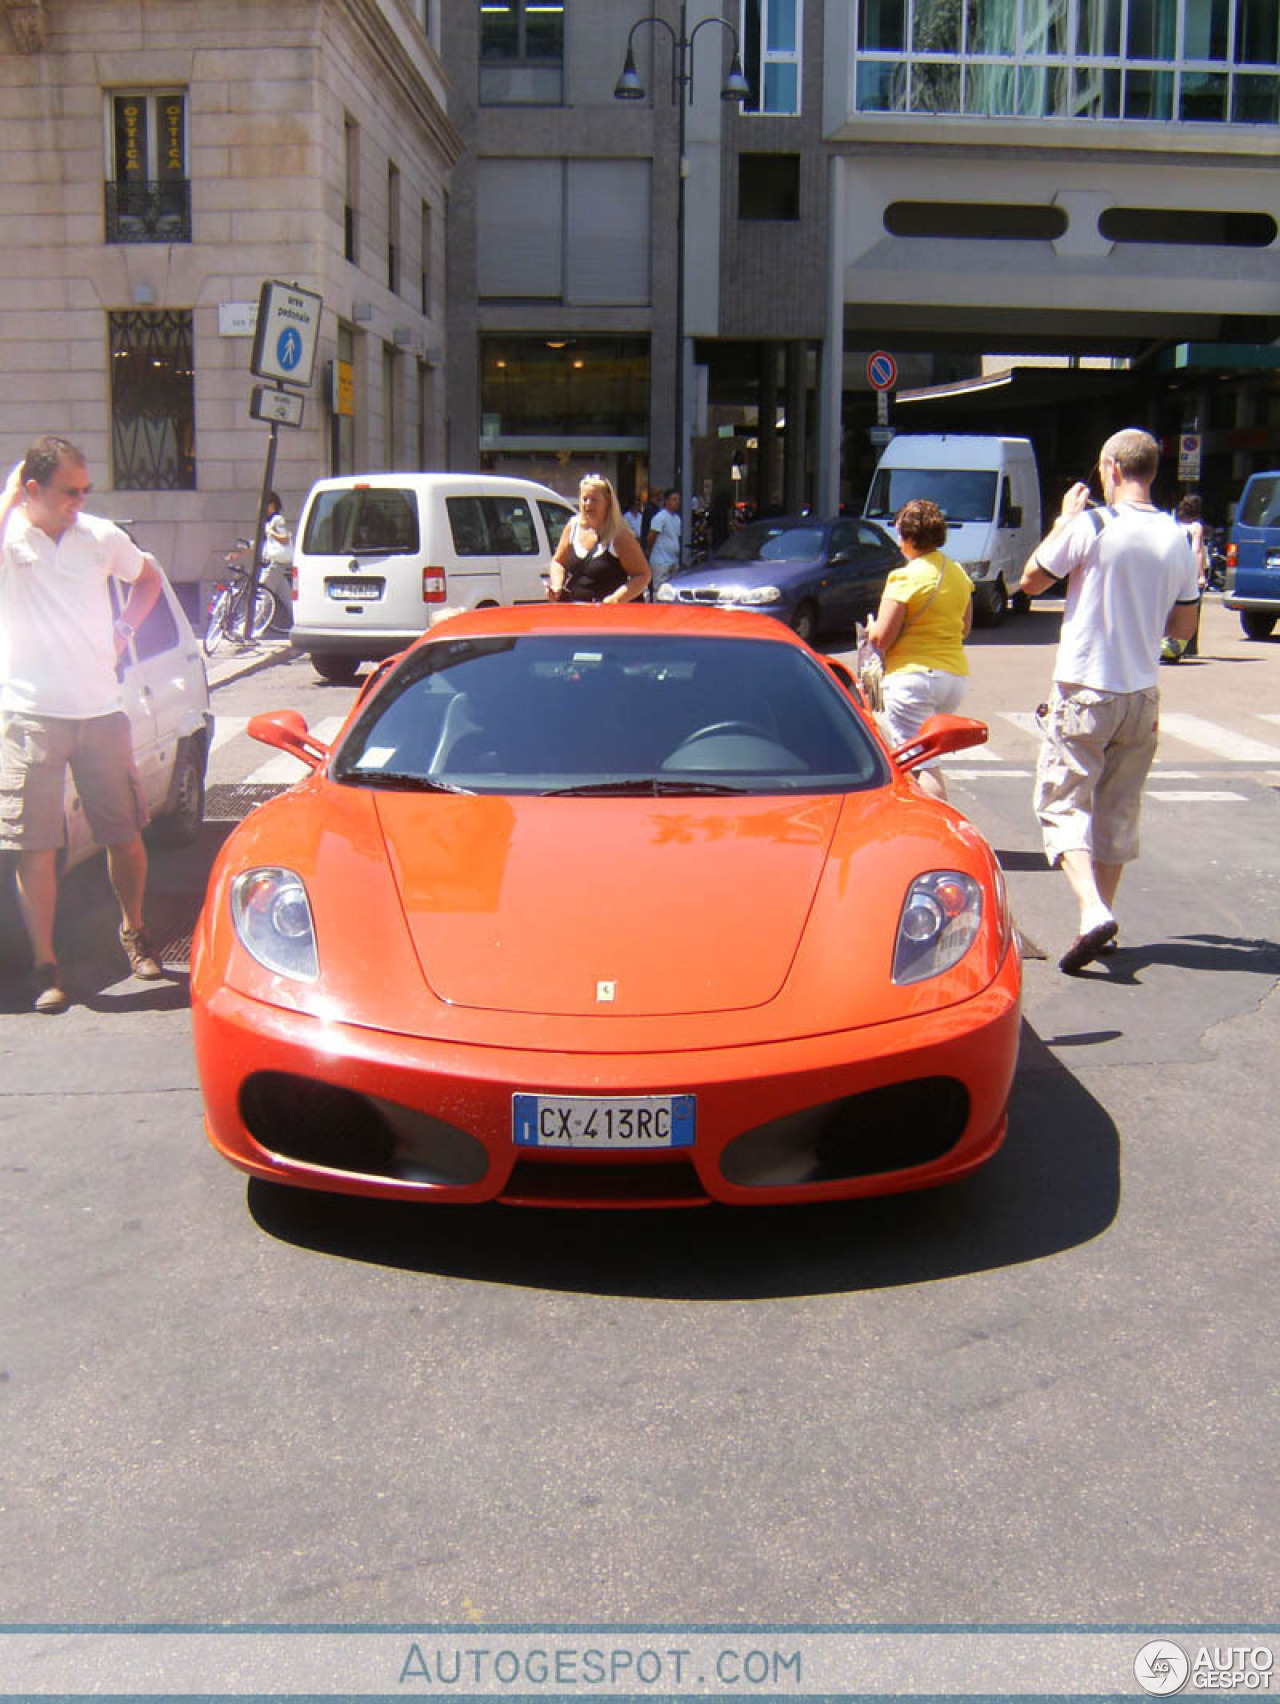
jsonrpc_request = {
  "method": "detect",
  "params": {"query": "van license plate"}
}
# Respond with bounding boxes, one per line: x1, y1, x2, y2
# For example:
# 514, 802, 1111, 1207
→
513, 1094, 695, 1149
327, 578, 384, 601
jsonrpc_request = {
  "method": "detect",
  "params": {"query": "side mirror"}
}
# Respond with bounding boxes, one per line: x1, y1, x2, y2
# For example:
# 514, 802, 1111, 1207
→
247, 710, 330, 771
893, 714, 988, 774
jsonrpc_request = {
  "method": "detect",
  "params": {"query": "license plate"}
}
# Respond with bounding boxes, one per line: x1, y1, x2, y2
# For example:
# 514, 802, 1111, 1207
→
327, 578, 384, 601
513, 1094, 695, 1150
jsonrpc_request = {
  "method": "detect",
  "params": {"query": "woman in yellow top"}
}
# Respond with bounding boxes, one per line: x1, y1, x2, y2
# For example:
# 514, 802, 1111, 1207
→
867, 497, 973, 801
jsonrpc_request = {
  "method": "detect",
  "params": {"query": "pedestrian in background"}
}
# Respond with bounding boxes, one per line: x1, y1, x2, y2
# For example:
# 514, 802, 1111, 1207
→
622, 491, 645, 540
1161, 492, 1208, 662
1019, 427, 1200, 974
866, 497, 972, 802
548, 473, 650, 604
646, 488, 682, 588
0, 436, 166, 1011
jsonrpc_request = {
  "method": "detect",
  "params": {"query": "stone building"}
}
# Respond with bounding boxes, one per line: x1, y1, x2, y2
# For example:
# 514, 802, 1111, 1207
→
0, 0, 458, 602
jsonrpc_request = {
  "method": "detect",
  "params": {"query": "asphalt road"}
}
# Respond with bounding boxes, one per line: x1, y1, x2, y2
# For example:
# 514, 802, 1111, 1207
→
1, 599, 1276, 1628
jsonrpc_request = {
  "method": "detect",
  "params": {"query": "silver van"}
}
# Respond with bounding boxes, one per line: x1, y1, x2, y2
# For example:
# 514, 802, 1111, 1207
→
289, 472, 575, 682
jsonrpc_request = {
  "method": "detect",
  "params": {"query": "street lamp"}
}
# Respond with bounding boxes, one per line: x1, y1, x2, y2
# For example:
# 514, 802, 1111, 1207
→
615, 6, 749, 558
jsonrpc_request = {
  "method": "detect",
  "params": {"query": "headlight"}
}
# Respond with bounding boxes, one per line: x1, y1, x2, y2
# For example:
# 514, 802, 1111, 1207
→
893, 871, 982, 985
733, 584, 783, 605
656, 582, 678, 602
231, 867, 319, 981
962, 559, 991, 582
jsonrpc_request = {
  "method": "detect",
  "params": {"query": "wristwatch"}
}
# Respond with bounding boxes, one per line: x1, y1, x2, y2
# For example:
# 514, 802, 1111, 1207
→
114, 617, 135, 641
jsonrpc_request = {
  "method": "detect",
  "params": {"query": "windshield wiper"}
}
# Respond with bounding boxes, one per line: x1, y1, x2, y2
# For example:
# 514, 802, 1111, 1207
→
545, 777, 748, 797
338, 769, 474, 794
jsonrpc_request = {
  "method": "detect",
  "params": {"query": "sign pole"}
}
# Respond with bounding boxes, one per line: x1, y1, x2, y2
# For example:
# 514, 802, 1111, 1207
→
242, 416, 280, 642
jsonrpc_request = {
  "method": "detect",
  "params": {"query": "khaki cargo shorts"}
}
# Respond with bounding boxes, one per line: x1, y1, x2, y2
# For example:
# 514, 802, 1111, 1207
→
1034, 683, 1159, 867
0, 711, 147, 852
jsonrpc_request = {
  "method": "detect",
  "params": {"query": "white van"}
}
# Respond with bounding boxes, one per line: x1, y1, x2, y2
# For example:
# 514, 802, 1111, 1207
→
289, 472, 576, 681
863, 435, 1041, 625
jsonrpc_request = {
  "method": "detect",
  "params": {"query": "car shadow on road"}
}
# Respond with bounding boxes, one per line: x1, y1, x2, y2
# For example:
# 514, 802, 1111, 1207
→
248, 1019, 1119, 1301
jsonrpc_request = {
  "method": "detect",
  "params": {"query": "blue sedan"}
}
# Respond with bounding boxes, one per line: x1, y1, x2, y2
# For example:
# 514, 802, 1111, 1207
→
656, 516, 904, 644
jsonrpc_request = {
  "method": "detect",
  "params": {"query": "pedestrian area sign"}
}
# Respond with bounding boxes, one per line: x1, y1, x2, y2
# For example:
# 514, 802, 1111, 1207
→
250, 280, 322, 387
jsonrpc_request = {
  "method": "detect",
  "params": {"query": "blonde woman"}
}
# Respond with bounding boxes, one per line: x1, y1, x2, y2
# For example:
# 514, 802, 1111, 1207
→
867, 497, 973, 801
549, 474, 650, 604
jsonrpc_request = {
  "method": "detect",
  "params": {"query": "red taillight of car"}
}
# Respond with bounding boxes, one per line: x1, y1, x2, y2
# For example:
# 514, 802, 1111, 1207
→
423, 568, 447, 603
1227, 541, 1237, 567
290, 568, 298, 602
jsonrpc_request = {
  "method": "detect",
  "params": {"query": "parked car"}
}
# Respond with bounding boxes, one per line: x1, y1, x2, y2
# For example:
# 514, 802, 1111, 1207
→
289, 471, 576, 683
191, 602, 1021, 1210
1224, 469, 1280, 639
1, 561, 212, 970
655, 515, 903, 643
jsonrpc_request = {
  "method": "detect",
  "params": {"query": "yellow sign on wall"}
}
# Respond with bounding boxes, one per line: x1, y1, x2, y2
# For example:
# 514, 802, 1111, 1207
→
331, 358, 355, 417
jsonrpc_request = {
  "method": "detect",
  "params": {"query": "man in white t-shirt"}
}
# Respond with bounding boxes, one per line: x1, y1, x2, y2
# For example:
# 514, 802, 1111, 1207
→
645, 488, 682, 586
1019, 427, 1201, 974
0, 436, 164, 1011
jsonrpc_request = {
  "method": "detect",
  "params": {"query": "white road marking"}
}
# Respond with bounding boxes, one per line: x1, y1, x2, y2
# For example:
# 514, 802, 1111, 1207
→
999, 711, 1043, 738
209, 716, 248, 753
1158, 713, 1280, 764
1147, 790, 1246, 802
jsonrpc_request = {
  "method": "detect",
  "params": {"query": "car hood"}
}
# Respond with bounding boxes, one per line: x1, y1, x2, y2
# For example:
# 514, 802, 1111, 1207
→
670, 555, 822, 587
376, 792, 842, 1017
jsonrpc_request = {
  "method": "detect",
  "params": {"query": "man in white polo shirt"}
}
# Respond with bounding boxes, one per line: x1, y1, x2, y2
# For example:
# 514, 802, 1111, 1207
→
1019, 427, 1201, 974
1, 436, 164, 1011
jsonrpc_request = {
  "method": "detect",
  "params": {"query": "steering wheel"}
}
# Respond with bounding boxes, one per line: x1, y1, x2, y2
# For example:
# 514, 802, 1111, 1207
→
681, 720, 774, 745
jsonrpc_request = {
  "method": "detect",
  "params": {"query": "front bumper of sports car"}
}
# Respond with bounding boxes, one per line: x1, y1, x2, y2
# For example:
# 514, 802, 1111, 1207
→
193, 945, 1021, 1209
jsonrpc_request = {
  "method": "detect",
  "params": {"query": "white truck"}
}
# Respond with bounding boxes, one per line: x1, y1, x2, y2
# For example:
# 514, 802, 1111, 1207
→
863, 434, 1042, 625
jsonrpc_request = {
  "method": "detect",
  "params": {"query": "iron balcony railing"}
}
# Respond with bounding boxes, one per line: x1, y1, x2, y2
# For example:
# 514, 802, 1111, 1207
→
104, 179, 192, 244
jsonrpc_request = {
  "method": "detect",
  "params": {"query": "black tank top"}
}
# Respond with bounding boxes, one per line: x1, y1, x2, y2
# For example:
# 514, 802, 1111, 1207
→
563, 521, 627, 603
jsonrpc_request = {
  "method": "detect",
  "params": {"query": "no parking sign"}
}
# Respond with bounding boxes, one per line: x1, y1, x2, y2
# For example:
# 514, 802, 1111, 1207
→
867, 350, 898, 392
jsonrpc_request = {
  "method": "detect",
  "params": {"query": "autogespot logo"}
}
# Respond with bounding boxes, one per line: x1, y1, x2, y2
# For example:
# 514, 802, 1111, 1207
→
1136, 1641, 1192, 1695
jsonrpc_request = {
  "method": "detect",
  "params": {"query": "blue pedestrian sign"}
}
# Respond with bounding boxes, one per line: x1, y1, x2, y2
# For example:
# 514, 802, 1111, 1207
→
250, 280, 322, 387
276, 326, 303, 373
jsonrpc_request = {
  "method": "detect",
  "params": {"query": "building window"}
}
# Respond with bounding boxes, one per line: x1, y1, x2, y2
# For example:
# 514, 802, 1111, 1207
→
344, 117, 359, 263
476, 158, 651, 304
739, 153, 801, 218
388, 162, 401, 294
742, 0, 803, 113
420, 201, 433, 316
479, 1, 565, 104
479, 335, 649, 447
104, 91, 190, 243
854, 0, 1280, 122
109, 310, 196, 491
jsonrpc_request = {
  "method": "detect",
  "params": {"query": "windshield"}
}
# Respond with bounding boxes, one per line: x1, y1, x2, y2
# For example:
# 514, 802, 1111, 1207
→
712, 522, 826, 564
865, 468, 998, 524
332, 633, 885, 796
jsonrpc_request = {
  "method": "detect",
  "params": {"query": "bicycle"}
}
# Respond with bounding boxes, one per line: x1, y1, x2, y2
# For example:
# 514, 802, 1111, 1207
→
202, 544, 279, 655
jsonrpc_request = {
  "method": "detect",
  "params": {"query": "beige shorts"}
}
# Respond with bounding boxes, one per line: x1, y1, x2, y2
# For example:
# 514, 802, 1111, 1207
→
1034, 683, 1159, 866
0, 711, 147, 852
